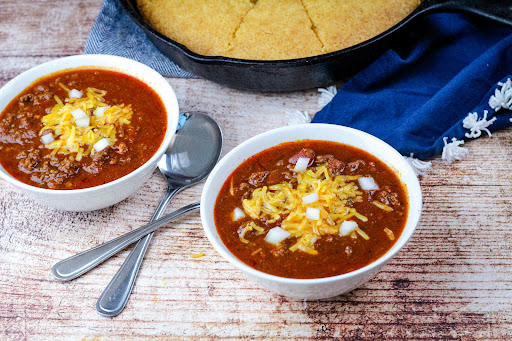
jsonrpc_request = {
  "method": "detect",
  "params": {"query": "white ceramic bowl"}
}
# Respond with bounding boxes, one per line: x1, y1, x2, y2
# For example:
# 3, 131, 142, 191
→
201, 124, 422, 300
0, 55, 179, 211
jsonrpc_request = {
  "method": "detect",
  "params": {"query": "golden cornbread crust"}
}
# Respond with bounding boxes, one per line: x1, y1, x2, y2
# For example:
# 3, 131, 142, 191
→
138, 0, 420, 60
137, 0, 254, 56
226, 0, 324, 60
303, 0, 421, 53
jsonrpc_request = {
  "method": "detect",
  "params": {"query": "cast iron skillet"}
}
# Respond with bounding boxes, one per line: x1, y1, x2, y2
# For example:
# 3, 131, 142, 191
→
120, 0, 512, 92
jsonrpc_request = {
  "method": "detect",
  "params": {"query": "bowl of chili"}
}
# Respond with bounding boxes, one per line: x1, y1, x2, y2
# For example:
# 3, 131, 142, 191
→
0, 55, 179, 211
201, 124, 422, 299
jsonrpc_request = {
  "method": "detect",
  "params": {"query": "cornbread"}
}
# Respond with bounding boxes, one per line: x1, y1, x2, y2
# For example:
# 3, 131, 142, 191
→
303, 0, 421, 53
137, 0, 254, 56
138, 0, 420, 60
226, 0, 324, 60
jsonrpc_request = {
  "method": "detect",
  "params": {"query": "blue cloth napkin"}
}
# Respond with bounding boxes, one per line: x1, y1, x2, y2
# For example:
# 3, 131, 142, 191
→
85, 0, 194, 77
312, 13, 512, 159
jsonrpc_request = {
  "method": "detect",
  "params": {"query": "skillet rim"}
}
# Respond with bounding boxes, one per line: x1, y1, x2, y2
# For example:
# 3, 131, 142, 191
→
119, 0, 432, 66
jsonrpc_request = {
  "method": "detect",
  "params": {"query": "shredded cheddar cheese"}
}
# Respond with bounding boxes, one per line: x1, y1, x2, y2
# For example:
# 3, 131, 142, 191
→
238, 221, 265, 244
384, 227, 395, 241
40, 87, 133, 160
372, 200, 393, 212
242, 164, 367, 255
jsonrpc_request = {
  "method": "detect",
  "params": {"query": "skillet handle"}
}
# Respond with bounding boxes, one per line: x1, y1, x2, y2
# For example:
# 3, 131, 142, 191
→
418, 0, 512, 27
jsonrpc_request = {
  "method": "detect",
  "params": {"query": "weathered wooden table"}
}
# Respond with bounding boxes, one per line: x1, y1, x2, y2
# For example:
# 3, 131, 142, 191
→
1, 1, 512, 339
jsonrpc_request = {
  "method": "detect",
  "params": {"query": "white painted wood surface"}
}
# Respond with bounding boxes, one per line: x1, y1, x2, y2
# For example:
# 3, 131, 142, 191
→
1, 1, 512, 339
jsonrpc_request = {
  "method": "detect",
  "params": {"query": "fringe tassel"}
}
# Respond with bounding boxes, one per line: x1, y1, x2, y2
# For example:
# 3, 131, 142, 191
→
318, 86, 337, 107
462, 110, 496, 138
441, 137, 468, 164
489, 78, 512, 112
404, 154, 432, 176
286, 110, 311, 125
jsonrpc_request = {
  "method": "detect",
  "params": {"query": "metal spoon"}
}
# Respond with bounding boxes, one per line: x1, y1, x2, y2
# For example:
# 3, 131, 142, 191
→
94, 112, 221, 316
51, 112, 222, 281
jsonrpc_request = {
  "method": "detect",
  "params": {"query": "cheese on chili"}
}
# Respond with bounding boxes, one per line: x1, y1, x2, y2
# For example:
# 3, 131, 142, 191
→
242, 164, 367, 255
40, 87, 133, 160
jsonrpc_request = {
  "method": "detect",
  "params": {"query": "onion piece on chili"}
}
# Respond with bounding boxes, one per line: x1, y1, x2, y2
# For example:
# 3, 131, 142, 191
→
94, 106, 109, 118
75, 117, 90, 128
69, 89, 83, 98
264, 227, 291, 245
93, 138, 110, 152
233, 207, 245, 221
358, 176, 379, 191
293, 157, 310, 172
302, 192, 319, 204
71, 108, 87, 120
339, 221, 358, 236
40, 134, 54, 144
306, 207, 320, 220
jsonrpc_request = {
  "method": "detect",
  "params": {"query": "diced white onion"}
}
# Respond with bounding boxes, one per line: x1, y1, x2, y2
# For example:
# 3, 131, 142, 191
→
233, 207, 245, 221
75, 117, 90, 127
40, 134, 54, 144
93, 138, 110, 152
339, 221, 358, 236
264, 227, 291, 245
71, 108, 87, 120
69, 89, 83, 98
293, 157, 310, 172
94, 106, 109, 118
358, 177, 379, 191
306, 207, 320, 220
302, 192, 319, 204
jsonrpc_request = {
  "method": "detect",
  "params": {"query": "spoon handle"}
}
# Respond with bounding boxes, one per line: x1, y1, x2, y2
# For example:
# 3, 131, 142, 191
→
96, 186, 182, 316
51, 201, 200, 281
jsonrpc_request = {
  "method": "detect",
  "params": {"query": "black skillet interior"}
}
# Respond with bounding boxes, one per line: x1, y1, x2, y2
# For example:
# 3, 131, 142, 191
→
120, 0, 512, 92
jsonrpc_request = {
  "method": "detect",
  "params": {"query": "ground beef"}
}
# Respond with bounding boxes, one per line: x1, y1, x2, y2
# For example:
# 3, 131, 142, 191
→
347, 159, 366, 172
35, 85, 49, 93
82, 163, 100, 175
18, 149, 42, 173
248, 171, 269, 186
19, 117, 30, 129
315, 154, 335, 164
1, 112, 14, 127
288, 148, 315, 165
265, 170, 286, 186
374, 190, 400, 207
124, 125, 140, 144
33, 85, 53, 102
91, 148, 117, 165
282, 171, 294, 180
16, 150, 27, 159
29, 167, 60, 185
19, 94, 34, 105
116, 142, 128, 154
238, 182, 250, 193
58, 158, 80, 175
327, 159, 345, 176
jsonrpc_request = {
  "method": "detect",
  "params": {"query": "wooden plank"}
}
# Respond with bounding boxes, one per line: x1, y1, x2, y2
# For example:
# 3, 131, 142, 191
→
0, 1, 98, 57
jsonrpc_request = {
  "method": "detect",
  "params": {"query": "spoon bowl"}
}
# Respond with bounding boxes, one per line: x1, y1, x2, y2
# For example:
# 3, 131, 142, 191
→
159, 112, 223, 188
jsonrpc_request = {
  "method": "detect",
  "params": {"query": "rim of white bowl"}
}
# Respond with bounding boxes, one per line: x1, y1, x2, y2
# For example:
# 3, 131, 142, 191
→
201, 123, 422, 285
0, 54, 179, 194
